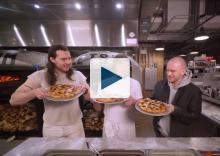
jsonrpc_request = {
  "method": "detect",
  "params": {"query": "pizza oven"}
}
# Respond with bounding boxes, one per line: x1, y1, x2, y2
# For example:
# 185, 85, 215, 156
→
0, 65, 44, 139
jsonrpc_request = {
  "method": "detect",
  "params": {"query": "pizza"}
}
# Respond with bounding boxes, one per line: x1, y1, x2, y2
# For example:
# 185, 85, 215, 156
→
47, 84, 83, 99
94, 98, 125, 104
138, 98, 167, 113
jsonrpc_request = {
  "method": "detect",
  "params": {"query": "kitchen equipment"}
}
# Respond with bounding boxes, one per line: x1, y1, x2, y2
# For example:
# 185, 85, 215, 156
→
0, 66, 44, 138
148, 149, 200, 156
86, 141, 101, 156
212, 88, 220, 100
201, 85, 214, 98
145, 67, 157, 90
98, 149, 146, 156
43, 149, 95, 156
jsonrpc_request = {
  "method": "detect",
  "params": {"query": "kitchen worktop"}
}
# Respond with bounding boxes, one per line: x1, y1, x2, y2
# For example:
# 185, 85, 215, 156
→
202, 99, 220, 125
4, 137, 220, 156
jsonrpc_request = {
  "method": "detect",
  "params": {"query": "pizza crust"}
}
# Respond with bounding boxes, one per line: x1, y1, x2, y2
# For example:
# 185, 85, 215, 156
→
95, 98, 124, 104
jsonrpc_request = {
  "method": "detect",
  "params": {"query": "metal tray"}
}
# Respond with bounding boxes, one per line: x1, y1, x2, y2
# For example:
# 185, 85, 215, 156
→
98, 149, 146, 156
147, 149, 200, 156
43, 149, 95, 156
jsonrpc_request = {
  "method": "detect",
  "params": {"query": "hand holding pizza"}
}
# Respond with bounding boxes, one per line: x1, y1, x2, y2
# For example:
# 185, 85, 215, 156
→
124, 96, 137, 106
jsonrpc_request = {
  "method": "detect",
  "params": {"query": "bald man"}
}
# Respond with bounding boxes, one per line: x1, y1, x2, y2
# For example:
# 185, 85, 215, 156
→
152, 57, 202, 137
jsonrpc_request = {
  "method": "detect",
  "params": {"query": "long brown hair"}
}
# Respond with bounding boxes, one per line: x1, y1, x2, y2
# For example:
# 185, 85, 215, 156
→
46, 44, 73, 85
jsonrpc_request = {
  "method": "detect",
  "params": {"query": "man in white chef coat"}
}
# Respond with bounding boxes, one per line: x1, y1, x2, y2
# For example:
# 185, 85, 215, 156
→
94, 54, 143, 139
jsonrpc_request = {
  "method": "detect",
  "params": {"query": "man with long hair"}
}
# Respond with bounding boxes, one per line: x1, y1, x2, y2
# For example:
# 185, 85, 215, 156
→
10, 45, 90, 138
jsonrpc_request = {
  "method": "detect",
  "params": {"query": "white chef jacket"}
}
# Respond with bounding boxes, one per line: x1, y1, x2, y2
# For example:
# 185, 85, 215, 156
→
103, 78, 143, 139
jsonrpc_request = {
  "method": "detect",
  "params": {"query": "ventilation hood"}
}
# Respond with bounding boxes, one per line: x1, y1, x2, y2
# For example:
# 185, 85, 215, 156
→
0, 0, 140, 47
0, 20, 138, 47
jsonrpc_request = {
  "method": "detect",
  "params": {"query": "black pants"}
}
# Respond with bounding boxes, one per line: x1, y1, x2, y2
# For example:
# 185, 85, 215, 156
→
153, 117, 166, 137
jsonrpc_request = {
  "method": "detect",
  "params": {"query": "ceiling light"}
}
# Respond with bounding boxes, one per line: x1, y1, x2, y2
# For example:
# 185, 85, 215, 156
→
155, 43, 164, 51
194, 35, 209, 41
116, 3, 122, 9
121, 24, 126, 46
34, 4, 40, 9
40, 25, 51, 46
179, 54, 186, 57
75, 3, 81, 10
190, 51, 199, 55
194, 27, 210, 41
94, 24, 101, 46
155, 47, 164, 51
13, 25, 26, 46
67, 24, 76, 46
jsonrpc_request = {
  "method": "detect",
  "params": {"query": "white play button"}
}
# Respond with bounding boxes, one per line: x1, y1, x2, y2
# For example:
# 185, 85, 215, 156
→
90, 58, 130, 98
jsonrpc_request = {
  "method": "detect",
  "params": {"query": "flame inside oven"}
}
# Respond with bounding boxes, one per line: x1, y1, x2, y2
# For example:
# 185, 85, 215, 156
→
0, 75, 20, 83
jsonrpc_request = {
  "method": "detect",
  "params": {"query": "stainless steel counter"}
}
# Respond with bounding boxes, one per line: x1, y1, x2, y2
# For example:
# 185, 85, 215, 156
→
202, 100, 220, 124
4, 137, 220, 156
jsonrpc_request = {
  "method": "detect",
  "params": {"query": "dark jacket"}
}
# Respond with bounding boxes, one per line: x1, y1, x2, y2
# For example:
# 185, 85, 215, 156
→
152, 80, 202, 137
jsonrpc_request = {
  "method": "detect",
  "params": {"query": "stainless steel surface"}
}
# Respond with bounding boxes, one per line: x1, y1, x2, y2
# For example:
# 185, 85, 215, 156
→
0, 50, 47, 66
86, 141, 101, 156
74, 51, 142, 83
202, 100, 220, 124
202, 95, 220, 106
98, 149, 146, 156
0, 20, 138, 47
43, 149, 95, 156
212, 88, 220, 100
0, 0, 140, 20
144, 68, 157, 90
0, 0, 140, 47
4, 137, 220, 156
148, 149, 200, 156
0, 0, 220, 47
201, 71, 220, 104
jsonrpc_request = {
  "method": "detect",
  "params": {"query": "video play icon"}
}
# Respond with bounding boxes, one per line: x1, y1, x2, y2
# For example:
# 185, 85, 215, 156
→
90, 58, 130, 99
101, 67, 122, 89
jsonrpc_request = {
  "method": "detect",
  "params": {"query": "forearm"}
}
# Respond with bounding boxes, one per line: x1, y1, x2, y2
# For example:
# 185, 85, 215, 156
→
10, 90, 36, 106
82, 82, 90, 101
93, 103, 103, 111
83, 92, 90, 101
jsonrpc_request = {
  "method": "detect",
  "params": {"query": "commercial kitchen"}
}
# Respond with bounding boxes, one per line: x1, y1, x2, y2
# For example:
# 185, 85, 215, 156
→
0, 0, 220, 155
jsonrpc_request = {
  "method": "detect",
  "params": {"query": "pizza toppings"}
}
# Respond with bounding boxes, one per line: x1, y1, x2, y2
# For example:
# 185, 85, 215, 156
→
138, 98, 167, 113
47, 84, 82, 99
